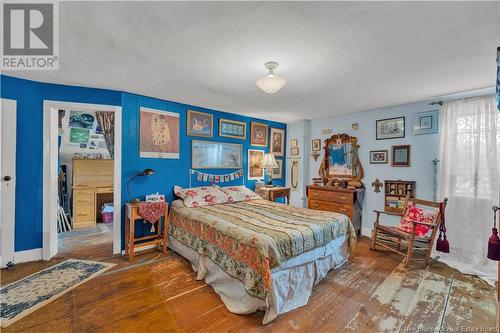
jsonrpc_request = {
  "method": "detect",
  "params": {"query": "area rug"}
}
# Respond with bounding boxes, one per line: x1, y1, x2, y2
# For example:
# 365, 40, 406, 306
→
0, 259, 115, 327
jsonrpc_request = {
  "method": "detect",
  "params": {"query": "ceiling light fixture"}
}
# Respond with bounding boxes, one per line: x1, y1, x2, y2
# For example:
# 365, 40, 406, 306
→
256, 61, 286, 94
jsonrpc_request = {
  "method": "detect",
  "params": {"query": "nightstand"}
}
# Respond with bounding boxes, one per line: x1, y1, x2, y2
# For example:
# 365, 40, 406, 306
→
125, 201, 168, 262
255, 186, 291, 204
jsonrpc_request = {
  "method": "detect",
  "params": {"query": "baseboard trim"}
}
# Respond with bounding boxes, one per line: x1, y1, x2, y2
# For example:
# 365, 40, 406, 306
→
361, 227, 372, 238
14, 248, 43, 264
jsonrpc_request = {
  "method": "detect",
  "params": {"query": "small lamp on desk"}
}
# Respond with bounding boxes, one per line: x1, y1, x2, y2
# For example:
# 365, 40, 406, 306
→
262, 153, 279, 187
126, 168, 155, 203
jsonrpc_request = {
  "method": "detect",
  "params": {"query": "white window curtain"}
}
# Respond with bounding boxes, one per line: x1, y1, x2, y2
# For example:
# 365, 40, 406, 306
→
436, 95, 499, 284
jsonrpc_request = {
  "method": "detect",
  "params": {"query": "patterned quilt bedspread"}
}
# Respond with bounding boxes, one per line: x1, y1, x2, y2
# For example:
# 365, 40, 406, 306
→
168, 199, 356, 299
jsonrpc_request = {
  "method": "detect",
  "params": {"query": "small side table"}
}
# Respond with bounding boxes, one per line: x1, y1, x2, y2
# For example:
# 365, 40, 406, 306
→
125, 202, 169, 262
255, 186, 291, 204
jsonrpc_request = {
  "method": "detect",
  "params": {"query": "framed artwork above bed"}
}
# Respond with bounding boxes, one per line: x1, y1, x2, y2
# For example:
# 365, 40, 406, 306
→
250, 122, 268, 147
140, 107, 180, 159
272, 159, 283, 179
219, 118, 246, 139
270, 128, 285, 156
191, 140, 242, 169
187, 110, 213, 138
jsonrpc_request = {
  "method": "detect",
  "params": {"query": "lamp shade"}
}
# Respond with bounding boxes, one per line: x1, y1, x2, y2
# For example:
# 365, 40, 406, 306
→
256, 74, 286, 94
139, 168, 155, 176
262, 153, 278, 168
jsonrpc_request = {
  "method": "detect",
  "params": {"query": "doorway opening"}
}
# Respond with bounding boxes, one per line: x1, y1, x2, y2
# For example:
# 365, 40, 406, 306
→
43, 101, 121, 261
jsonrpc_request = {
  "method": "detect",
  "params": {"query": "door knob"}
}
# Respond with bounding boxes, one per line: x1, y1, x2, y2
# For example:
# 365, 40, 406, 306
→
3, 176, 11, 181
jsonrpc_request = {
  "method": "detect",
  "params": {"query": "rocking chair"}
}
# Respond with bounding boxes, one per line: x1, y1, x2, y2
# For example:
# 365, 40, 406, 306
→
370, 196, 448, 268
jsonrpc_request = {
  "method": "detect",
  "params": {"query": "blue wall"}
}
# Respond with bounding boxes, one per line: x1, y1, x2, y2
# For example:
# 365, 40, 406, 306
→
1, 75, 286, 252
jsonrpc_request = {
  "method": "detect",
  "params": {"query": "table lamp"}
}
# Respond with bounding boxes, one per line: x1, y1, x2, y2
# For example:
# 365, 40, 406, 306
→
262, 153, 279, 187
126, 168, 155, 203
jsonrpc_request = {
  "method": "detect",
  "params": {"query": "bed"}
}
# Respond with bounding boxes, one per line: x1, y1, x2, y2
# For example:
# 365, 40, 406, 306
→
168, 187, 356, 324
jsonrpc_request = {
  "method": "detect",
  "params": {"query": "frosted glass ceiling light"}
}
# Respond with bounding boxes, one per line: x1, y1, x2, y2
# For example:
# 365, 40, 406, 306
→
256, 61, 286, 94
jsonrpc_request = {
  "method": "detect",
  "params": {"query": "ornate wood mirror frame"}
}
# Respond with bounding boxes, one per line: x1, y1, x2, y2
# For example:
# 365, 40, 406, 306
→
319, 134, 364, 188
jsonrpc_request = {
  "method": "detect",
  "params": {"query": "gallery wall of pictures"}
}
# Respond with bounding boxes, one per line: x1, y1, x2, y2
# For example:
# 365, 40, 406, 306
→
133, 103, 286, 191
181, 110, 286, 183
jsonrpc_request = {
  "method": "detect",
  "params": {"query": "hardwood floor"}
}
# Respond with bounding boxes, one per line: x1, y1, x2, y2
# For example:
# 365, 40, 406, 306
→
1, 237, 495, 332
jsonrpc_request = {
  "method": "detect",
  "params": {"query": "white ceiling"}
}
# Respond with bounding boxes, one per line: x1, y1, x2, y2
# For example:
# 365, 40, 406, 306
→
6, 2, 500, 123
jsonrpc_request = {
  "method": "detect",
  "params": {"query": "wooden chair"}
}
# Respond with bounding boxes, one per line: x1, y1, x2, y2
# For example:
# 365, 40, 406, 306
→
370, 196, 447, 268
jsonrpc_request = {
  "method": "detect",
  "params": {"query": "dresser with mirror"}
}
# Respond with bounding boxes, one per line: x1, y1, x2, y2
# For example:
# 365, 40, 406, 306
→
306, 133, 364, 234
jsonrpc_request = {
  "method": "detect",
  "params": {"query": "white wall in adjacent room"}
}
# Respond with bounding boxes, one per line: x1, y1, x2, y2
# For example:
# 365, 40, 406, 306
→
59, 110, 112, 190
287, 101, 441, 236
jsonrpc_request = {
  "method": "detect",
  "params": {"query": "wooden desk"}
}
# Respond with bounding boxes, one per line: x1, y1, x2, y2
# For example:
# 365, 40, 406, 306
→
125, 202, 169, 262
255, 186, 291, 204
72, 158, 114, 229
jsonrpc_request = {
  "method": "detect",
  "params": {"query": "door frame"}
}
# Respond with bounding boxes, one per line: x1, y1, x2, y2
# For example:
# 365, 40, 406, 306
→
0, 98, 17, 267
43, 100, 122, 260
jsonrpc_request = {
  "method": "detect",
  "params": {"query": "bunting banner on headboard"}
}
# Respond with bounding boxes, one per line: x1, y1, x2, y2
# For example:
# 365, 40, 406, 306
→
189, 169, 244, 186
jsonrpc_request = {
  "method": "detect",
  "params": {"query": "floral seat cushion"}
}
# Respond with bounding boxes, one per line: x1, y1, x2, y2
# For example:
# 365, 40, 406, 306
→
397, 202, 438, 238
219, 185, 261, 203
174, 185, 229, 208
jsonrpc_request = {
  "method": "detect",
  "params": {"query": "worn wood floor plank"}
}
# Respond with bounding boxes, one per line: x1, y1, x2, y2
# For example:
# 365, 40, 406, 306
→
400, 271, 452, 332
442, 274, 496, 332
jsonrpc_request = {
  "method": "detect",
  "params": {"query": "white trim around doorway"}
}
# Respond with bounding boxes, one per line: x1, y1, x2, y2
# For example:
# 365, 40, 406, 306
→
0, 98, 17, 267
43, 100, 122, 260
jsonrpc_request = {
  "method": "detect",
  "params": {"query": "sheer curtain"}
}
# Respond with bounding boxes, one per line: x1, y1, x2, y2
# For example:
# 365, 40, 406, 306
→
436, 95, 499, 284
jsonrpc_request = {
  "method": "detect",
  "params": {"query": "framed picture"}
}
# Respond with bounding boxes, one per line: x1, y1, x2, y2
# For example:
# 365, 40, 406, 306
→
69, 111, 95, 129
272, 159, 283, 179
312, 139, 321, 152
248, 149, 265, 180
413, 110, 439, 135
270, 128, 285, 156
140, 107, 180, 159
376, 117, 405, 140
219, 118, 246, 139
391, 145, 411, 167
250, 122, 268, 147
369, 150, 388, 164
69, 128, 90, 144
291, 139, 298, 147
187, 110, 213, 138
191, 140, 242, 169
290, 147, 299, 156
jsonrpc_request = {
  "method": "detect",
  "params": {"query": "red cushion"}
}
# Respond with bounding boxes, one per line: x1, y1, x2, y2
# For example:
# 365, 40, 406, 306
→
397, 202, 438, 238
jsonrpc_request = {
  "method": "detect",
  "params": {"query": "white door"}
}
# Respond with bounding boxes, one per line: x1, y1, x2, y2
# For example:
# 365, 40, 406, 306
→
0, 99, 17, 267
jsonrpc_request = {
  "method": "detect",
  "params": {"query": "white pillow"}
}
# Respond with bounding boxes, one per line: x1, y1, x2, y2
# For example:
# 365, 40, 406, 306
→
174, 185, 229, 208
219, 186, 261, 203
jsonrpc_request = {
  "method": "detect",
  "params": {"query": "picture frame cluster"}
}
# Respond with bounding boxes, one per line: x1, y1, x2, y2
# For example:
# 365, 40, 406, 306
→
370, 111, 438, 167
185, 110, 285, 181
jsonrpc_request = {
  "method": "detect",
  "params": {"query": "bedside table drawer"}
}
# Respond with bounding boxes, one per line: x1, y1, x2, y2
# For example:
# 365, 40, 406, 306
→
271, 190, 288, 197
